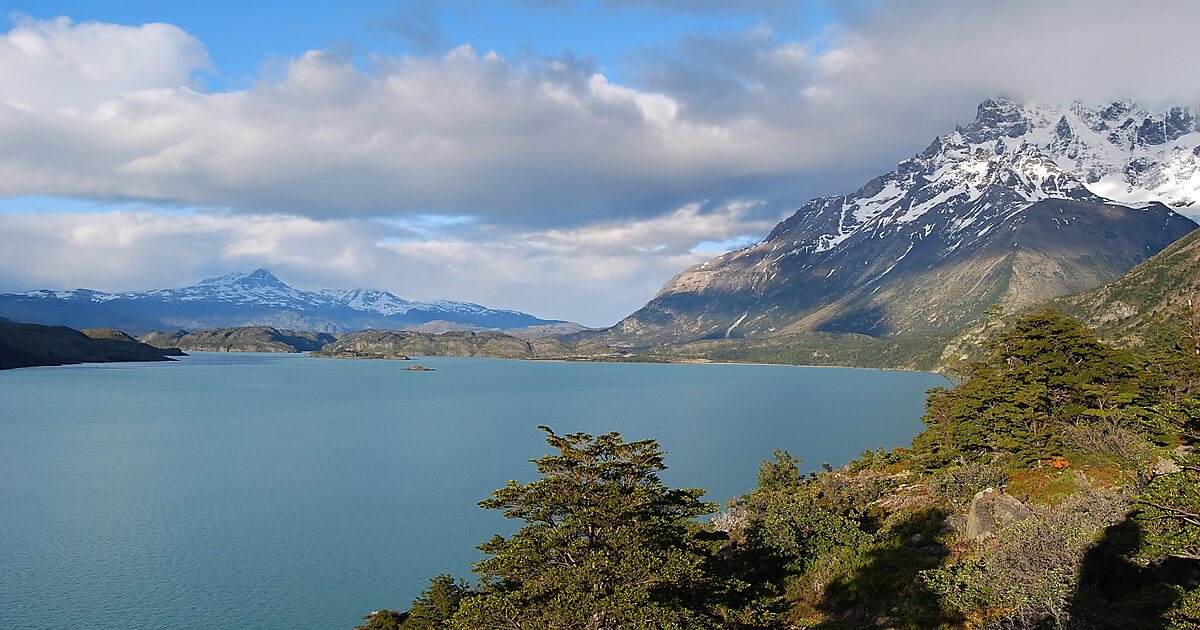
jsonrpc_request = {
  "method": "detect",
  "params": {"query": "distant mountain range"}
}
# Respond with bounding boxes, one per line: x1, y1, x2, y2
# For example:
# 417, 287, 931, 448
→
0, 269, 574, 334
591, 98, 1200, 346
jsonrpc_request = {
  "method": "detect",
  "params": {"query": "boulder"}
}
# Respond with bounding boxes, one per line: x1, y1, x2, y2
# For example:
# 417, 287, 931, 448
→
1154, 458, 1183, 476
965, 487, 1034, 541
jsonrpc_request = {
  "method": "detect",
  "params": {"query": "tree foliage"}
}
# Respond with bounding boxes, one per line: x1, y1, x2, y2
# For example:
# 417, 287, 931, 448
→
1139, 453, 1200, 562
356, 609, 405, 630
451, 426, 728, 629
914, 309, 1151, 464
356, 575, 469, 630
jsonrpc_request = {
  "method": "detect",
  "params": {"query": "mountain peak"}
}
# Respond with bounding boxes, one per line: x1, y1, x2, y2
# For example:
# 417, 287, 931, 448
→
199, 268, 287, 287
962, 98, 1031, 144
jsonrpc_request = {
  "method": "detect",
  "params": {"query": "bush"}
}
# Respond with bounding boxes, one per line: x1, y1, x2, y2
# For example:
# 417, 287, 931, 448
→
1061, 421, 1154, 469
925, 491, 1128, 628
1137, 453, 1200, 562
931, 460, 1010, 508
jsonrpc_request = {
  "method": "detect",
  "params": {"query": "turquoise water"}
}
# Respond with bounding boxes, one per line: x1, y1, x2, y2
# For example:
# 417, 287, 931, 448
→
0, 353, 944, 629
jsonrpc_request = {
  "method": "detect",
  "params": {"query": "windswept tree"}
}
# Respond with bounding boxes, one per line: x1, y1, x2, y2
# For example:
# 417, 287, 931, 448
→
452, 426, 726, 629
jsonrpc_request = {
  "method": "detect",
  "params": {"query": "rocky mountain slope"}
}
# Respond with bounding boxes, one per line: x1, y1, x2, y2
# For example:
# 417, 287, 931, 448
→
140, 326, 337, 353
0, 318, 178, 369
0, 269, 570, 334
593, 99, 1199, 347
1053, 228, 1200, 344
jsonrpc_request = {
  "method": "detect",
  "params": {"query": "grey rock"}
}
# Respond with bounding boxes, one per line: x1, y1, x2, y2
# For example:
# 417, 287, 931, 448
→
1154, 458, 1183, 476
966, 487, 1034, 541
941, 514, 967, 534
1137, 117, 1166, 145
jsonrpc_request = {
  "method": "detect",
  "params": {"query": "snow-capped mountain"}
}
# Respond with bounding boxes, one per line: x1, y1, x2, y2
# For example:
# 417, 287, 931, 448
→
1033, 100, 1200, 210
595, 98, 1199, 346
0, 269, 567, 334
317, 288, 507, 317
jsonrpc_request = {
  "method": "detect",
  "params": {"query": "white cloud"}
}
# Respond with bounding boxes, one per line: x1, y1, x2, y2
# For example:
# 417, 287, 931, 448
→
0, 16, 210, 110
4, 4, 1200, 225
0, 35, 787, 222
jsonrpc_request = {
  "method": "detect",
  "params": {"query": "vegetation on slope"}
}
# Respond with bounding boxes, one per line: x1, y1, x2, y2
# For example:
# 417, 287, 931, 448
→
140, 326, 337, 353
942, 228, 1200, 371
1054, 228, 1200, 346
360, 309, 1199, 629
638, 332, 950, 372
619, 228, 1199, 374
310, 329, 618, 361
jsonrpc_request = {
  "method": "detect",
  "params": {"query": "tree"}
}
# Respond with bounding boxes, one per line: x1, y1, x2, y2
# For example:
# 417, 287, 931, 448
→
913, 309, 1149, 464
356, 609, 405, 630
450, 427, 725, 629
357, 575, 470, 630
403, 575, 471, 629
756, 449, 803, 490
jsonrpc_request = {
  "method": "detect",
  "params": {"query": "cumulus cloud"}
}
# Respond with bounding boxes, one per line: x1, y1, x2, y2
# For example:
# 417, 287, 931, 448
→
0, 37, 785, 223
3, 1, 1196, 227
0, 203, 773, 326
0, 15, 210, 110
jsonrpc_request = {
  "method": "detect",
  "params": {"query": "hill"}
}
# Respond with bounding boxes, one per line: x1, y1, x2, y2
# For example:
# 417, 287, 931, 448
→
0, 319, 178, 369
1055, 229, 1200, 345
140, 326, 338, 353
311, 329, 617, 361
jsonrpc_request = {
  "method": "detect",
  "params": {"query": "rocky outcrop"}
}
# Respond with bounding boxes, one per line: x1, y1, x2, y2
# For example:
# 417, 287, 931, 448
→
310, 329, 615, 361
140, 326, 336, 353
966, 487, 1035, 541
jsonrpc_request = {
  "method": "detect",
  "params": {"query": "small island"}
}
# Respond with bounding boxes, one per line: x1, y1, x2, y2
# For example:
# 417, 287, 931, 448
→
403, 365, 435, 371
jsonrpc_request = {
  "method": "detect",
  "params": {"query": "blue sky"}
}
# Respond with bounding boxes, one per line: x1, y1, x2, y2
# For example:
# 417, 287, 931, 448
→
0, 1, 1197, 325
12, 1, 841, 89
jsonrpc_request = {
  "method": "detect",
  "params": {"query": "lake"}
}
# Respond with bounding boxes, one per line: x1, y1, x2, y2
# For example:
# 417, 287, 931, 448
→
0, 352, 944, 629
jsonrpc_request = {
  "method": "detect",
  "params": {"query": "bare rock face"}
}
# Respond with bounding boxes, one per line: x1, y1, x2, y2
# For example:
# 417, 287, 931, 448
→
966, 487, 1034, 541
